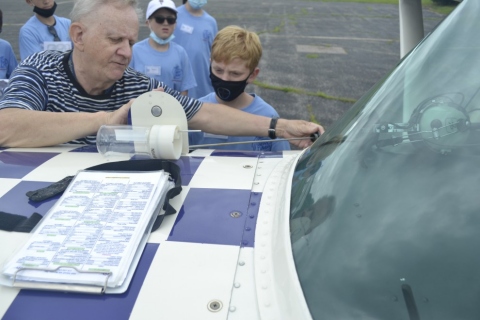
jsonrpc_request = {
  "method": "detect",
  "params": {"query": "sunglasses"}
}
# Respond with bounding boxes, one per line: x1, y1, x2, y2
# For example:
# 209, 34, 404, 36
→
153, 16, 176, 25
47, 25, 61, 41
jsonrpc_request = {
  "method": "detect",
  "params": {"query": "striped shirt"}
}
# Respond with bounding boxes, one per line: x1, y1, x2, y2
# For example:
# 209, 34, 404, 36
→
0, 50, 202, 144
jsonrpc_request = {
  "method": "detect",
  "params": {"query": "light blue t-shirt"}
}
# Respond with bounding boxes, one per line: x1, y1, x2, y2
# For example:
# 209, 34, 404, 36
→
19, 15, 72, 61
0, 39, 18, 79
129, 39, 197, 93
172, 5, 218, 99
189, 93, 291, 152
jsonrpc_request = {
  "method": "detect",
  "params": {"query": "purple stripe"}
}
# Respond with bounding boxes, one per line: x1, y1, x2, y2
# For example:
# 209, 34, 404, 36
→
69, 145, 98, 153
0, 152, 58, 179
174, 156, 204, 186
0, 181, 59, 217
168, 188, 260, 247
3, 243, 159, 320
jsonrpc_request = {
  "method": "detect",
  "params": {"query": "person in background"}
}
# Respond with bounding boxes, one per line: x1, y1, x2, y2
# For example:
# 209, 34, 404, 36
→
19, 0, 72, 60
0, 9, 18, 80
189, 26, 291, 152
0, 0, 323, 148
172, 0, 217, 98
130, 0, 196, 96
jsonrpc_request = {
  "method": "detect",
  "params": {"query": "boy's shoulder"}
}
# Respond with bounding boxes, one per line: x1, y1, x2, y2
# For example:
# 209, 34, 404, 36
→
245, 94, 280, 115
54, 15, 72, 26
20, 16, 41, 31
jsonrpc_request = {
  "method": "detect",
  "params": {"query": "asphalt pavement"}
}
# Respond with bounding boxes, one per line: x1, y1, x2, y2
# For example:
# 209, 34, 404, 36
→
0, 0, 445, 129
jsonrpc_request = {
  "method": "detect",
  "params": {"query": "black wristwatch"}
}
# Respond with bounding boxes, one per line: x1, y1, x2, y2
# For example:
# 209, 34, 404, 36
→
268, 117, 279, 139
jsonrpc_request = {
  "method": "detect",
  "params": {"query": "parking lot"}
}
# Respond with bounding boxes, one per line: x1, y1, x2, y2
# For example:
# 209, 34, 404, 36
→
1, 0, 445, 128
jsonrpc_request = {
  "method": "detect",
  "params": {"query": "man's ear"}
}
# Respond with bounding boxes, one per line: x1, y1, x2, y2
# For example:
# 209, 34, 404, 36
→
25, 0, 33, 6
69, 22, 85, 51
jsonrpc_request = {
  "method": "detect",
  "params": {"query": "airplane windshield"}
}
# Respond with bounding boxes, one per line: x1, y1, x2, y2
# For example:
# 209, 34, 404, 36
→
290, 1, 480, 319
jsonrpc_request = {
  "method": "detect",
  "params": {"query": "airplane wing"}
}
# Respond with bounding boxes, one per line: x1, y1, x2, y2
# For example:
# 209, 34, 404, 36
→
0, 146, 305, 319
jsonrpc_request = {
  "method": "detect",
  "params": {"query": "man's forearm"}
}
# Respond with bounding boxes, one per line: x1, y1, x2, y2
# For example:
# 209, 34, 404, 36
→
188, 102, 323, 149
188, 102, 272, 137
0, 109, 107, 147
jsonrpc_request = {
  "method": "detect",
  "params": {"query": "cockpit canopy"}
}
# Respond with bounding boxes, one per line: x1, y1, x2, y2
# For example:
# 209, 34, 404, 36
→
291, 1, 480, 319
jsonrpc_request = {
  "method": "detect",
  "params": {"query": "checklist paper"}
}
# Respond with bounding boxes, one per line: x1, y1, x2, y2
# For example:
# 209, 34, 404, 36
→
1, 170, 173, 293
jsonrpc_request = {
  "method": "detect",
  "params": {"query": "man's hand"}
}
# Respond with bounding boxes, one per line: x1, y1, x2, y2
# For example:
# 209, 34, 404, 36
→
152, 87, 165, 92
276, 119, 324, 149
104, 99, 134, 125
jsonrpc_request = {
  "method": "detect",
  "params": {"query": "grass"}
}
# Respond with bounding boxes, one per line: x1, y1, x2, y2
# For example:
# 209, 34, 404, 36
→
300, 0, 458, 15
253, 80, 357, 104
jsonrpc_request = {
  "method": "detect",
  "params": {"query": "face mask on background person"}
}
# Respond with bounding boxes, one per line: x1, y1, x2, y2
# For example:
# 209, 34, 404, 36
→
150, 30, 175, 45
188, 0, 207, 10
33, 2, 57, 18
209, 68, 251, 102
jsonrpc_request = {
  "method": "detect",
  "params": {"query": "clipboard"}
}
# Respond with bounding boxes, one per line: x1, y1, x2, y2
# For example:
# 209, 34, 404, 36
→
0, 169, 171, 294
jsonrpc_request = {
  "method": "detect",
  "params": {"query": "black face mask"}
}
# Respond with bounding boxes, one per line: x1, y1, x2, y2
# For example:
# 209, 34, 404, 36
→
209, 67, 251, 102
33, 2, 57, 18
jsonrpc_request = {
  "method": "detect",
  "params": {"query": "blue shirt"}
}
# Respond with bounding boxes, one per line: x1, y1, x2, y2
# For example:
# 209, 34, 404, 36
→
189, 93, 291, 151
130, 39, 197, 93
172, 5, 218, 99
0, 51, 203, 145
0, 39, 18, 79
19, 15, 72, 61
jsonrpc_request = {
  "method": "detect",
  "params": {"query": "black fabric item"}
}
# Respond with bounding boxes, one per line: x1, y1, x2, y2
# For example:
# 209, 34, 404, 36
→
0, 211, 43, 233
85, 159, 182, 231
33, 2, 57, 18
26, 175, 74, 202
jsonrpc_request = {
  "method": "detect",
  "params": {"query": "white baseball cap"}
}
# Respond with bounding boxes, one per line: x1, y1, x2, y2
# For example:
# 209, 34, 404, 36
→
146, 0, 177, 20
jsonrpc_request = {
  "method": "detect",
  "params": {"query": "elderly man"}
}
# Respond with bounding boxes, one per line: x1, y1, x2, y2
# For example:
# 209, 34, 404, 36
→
0, 0, 322, 148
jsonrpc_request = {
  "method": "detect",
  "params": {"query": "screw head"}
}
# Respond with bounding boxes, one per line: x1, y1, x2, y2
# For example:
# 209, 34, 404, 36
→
207, 300, 223, 312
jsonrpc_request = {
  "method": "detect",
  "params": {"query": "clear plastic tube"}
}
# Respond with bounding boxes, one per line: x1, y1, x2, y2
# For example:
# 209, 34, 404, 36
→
96, 125, 152, 158
96, 125, 183, 160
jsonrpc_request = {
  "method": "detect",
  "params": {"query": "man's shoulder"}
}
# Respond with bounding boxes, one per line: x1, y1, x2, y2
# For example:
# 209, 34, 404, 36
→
123, 67, 158, 85
22, 50, 64, 65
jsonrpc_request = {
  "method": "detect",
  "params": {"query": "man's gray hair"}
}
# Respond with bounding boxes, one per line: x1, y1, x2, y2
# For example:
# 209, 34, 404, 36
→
70, 0, 143, 23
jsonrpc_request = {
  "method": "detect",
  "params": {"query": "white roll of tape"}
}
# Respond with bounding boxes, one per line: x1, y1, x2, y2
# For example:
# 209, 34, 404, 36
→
149, 125, 183, 160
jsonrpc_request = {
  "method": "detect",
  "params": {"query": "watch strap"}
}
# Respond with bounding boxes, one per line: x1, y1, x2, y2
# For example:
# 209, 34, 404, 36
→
268, 117, 279, 139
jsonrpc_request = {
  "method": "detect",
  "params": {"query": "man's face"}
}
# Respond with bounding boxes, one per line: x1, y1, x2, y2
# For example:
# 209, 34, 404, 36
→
147, 8, 176, 40
80, 5, 139, 84
211, 58, 253, 82
26, 0, 55, 9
